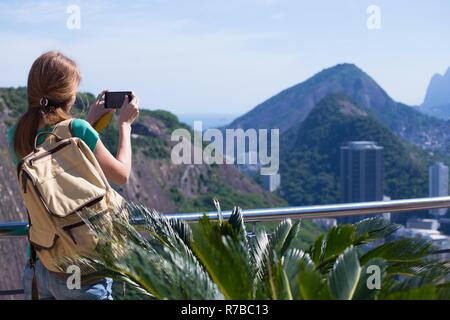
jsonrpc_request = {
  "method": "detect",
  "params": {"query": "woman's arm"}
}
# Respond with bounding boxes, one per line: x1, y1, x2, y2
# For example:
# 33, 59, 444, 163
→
94, 94, 140, 185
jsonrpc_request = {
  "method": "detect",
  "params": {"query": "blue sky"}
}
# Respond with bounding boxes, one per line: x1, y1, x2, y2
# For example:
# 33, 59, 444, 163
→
0, 0, 449, 115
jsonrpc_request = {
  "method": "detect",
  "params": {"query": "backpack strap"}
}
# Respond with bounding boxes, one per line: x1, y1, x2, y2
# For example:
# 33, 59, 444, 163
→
26, 210, 39, 300
52, 119, 74, 140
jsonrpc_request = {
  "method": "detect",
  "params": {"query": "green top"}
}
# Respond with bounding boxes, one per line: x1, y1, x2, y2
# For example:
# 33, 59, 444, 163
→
7, 118, 99, 167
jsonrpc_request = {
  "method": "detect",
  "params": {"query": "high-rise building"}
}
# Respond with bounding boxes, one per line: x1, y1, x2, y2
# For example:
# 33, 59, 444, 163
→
429, 162, 449, 217
340, 141, 384, 203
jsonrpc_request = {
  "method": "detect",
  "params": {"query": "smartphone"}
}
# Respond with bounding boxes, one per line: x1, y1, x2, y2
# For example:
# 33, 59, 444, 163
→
104, 91, 132, 109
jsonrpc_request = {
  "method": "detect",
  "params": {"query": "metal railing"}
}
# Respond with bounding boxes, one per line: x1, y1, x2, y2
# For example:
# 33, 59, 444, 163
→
3, 196, 450, 238
2, 196, 450, 296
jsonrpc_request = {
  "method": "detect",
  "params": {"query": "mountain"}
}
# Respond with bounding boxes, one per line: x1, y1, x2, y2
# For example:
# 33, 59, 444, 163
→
279, 94, 443, 213
0, 87, 285, 298
422, 68, 450, 108
420, 103, 450, 120
420, 68, 450, 120
226, 64, 450, 155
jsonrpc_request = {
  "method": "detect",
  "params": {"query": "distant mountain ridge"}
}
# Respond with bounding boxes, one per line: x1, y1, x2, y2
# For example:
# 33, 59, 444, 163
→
422, 67, 450, 108
226, 63, 450, 156
419, 68, 450, 120
420, 103, 450, 120
279, 94, 441, 213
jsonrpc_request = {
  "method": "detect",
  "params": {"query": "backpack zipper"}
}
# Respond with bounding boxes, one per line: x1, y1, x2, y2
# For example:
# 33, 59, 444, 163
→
62, 202, 105, 245
29, 140, 72, 165
19, 140, 72, 192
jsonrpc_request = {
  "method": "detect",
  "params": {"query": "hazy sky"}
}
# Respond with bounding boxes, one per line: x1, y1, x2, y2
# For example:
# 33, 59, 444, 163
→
0, 0, 449, 115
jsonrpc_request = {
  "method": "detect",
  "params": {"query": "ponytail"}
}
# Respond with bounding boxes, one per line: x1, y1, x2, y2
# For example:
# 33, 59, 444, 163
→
13, 105, 71, 158
13, 51, 80, 159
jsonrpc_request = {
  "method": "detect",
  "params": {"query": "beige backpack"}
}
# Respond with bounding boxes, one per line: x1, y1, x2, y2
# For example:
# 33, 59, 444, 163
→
17, 119, 126, 274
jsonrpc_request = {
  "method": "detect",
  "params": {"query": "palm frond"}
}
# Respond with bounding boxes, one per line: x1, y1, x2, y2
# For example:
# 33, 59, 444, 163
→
386, 260, 450, 281
296, 253, 331, 300
228, 206, 249, 248
360, 237, 434, 265
354, 217, 400, 243
281, 248, 306, 299
309, 224, 357, 271
64, 201, 448, 300
381, 284, 444, 300
75, 203, 223, 299
191, 209, 253, 299
328, 246, 362, 300
251, 219, 301, 298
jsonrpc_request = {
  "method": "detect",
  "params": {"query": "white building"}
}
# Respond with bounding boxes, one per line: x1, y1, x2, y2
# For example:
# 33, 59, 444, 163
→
382, 195, 391, 221
312, 218, 337, 230
406, 218, 440, 230
429, 162, 449, 217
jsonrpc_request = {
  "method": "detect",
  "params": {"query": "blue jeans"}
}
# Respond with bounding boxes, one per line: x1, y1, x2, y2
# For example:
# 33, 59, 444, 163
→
23, 260, 113, 300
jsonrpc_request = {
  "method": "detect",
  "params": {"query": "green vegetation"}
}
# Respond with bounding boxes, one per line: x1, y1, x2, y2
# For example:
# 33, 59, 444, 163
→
0, 87, 95, 118
126, 109, 190, 159
140, 109, 191, 133
0, 87, 27, 117
280, 95, 445, 209
74, 203, 450, 300
74, 92, 96, 114
133, 135, 170, 159
169, 166, 286, 213
250, 220, 320, 251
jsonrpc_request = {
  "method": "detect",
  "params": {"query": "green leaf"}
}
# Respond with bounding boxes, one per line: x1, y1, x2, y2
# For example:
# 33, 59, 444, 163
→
354, 217, 400, 242
328, 247, 361, 300
228, 206, 249, 247
309, 233, 325, 264
297, 253, 330, 300
309, 224, 357, 271
191, 215, 253, 299
267, 257, 293, 300
282, 249, 306, 298
251, 219, 301, 299
382, 285, 441, 300
386, 260, 450, 281
321, 225, 356, 262
360, 238, 433, 265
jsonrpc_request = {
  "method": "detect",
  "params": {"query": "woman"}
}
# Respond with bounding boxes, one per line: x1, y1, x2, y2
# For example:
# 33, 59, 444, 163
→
7, 51, 139, 299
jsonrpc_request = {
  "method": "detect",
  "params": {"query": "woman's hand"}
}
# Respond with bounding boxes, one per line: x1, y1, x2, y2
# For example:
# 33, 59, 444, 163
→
94, 92, 139, 185
118, 93, 140, 126
85, 89, 115, 125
